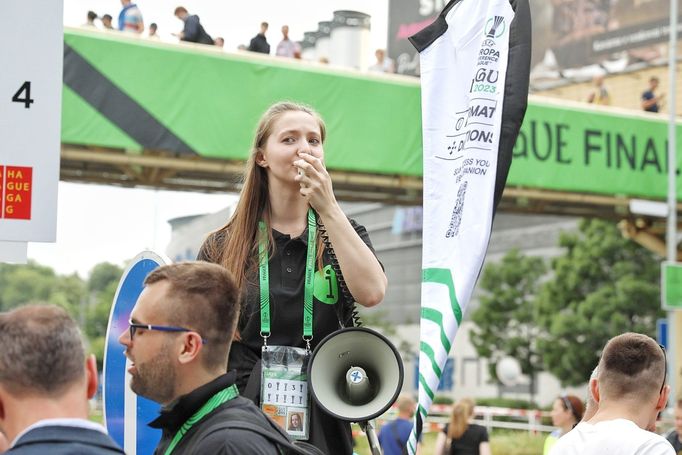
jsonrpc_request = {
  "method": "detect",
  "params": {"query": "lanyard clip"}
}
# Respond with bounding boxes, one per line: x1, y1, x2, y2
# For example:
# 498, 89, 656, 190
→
260, 331, 270, 348
303, 335, 313, 353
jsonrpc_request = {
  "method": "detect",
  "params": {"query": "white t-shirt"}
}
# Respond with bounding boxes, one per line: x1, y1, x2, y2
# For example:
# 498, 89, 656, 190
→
276, 39, 300, 58
550, 419, 675, 455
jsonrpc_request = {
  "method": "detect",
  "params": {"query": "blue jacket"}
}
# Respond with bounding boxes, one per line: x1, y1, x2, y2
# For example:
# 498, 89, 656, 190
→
7, 425, 124, 455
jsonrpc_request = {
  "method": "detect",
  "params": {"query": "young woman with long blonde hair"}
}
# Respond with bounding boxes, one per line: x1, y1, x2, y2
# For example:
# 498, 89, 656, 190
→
434, 398, 491, 455
198, 101, 386, 454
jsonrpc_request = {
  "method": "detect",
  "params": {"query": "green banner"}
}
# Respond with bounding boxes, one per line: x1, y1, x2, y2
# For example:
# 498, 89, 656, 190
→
61, 29, 682, 200
510, 100, 682, 200
61, 28, 422, 175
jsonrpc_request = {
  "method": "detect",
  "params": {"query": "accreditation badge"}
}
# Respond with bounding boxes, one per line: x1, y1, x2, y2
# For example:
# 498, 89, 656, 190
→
260, 345, 311, 440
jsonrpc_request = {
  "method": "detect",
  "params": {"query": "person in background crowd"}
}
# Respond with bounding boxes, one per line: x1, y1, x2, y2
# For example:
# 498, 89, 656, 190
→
214, 37, 225, 48
550, 333, 673, 455
118, 0, 144, 34
642, 76, 664, 113
248, 22, 270, 54
434, 398, 490, 455
587, 74, 610, 105
665, 399, 682, 454
197, 101, 386, 454
368, 49, 395, 73
173, 6, 214, 45
148, 22, 160, 39
84, 11, 97, 27
101, 14, 114, 30
543, 394, 584, 454
378, 395, 416, 455
119, 262, 281, 454
0, 305, 123, 454
275, 25, 301, 58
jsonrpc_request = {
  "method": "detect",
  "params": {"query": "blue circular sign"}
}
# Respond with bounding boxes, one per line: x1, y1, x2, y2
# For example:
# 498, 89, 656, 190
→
103, 251, 167, 455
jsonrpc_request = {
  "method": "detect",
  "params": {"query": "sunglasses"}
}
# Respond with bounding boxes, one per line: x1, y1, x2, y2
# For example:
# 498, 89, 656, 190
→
658, 344, 668, 393
128, 320, 208, 344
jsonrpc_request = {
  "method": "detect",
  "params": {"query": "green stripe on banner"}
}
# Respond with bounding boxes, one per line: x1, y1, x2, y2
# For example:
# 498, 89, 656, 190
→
421, 308, 452, 353
408, 439, 416, 453
419, 341, 443, 377
422, 268, 463, 324
418, 373, 435, 400
418, 404, 427, 418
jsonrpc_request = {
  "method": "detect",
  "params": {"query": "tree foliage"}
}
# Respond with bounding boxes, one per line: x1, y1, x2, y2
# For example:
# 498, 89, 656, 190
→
0, 261, 123, 367
536, 218, 662, 386
470, 249, 546, 391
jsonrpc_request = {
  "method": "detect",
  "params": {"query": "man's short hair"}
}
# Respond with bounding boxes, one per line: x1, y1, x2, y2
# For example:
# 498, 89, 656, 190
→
174, 6, 188, 15
102, 14, 112, 21
87, 11, 97, 21
598, 332, 665, 402
261, 22, 269, 29
0, 305, 86, 397
144, 262, 240, 371
396, 395, 416, 414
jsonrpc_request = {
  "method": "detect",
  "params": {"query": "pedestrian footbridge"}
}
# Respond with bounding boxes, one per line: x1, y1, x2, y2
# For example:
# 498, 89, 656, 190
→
60, 27, 682, 254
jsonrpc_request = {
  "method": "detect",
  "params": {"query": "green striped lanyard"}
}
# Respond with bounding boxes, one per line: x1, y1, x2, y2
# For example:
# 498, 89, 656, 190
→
163, 384, 239, 455
258, 208, 317, 350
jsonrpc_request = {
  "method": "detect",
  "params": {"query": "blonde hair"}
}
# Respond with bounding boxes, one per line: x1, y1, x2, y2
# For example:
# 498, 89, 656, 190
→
203, 101, 327, 293
447, 398, 475, 440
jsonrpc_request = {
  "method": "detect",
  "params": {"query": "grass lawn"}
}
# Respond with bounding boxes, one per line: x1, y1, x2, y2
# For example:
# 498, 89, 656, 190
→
352, 426, 545, 454
91, 410, 546, 454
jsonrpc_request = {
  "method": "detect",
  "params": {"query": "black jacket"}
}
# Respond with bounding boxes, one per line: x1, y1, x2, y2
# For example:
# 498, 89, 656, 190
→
150, 372, 280, 454
8, 425, 123, 455
248, 33, 270, 54
181, 14, 213, 45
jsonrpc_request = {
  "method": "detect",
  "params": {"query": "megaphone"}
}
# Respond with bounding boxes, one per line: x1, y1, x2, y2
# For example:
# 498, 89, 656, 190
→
308, 327, 404, 455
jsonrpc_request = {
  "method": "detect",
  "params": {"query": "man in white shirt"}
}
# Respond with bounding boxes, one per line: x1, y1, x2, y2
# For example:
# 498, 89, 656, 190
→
275, 25, 301, 58
551, 332, 674, 455
0, 305, 123, 454
368, 49, 395, 73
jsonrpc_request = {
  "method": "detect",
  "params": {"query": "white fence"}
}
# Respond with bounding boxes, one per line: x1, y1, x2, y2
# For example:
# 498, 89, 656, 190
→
376, 404, 675, 435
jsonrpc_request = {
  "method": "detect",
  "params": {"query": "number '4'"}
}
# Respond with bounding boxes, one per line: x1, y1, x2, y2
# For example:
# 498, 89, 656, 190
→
12, 82, 34, 109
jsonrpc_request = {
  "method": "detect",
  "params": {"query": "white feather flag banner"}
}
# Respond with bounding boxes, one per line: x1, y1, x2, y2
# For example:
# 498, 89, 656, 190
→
406, 0, 531, 451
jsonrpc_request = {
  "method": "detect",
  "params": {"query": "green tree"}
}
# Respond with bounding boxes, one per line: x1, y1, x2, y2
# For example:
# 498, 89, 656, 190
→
536, 218, 662, 386
88, 262, 124, 293
0, 260, 123, 368
0, 261, 60, 310
470, 249, 546, 401
86, 264, 123, 367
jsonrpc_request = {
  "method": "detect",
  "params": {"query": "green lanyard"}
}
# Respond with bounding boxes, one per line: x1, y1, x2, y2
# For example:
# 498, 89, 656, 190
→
163, 384, 239, 455
258, 208, 317, 348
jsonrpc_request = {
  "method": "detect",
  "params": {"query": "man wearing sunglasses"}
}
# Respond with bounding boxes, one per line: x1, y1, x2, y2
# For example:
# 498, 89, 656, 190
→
119, 262, 281, 454
550, 332, 674, 455
0, 305, 123, 454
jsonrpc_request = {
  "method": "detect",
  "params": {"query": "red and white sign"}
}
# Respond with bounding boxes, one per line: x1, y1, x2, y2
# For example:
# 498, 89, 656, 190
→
1, 166, 33, 220
0, 0, 63, 248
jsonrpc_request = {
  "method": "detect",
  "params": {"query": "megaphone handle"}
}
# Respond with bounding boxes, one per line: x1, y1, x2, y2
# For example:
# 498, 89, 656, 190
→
360, 420, 382, 455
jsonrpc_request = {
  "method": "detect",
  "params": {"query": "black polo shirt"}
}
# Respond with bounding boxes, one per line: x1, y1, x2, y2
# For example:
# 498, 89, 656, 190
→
149, 372, 279, 455
198, 219, 379, 455
198, 219, 378, 376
